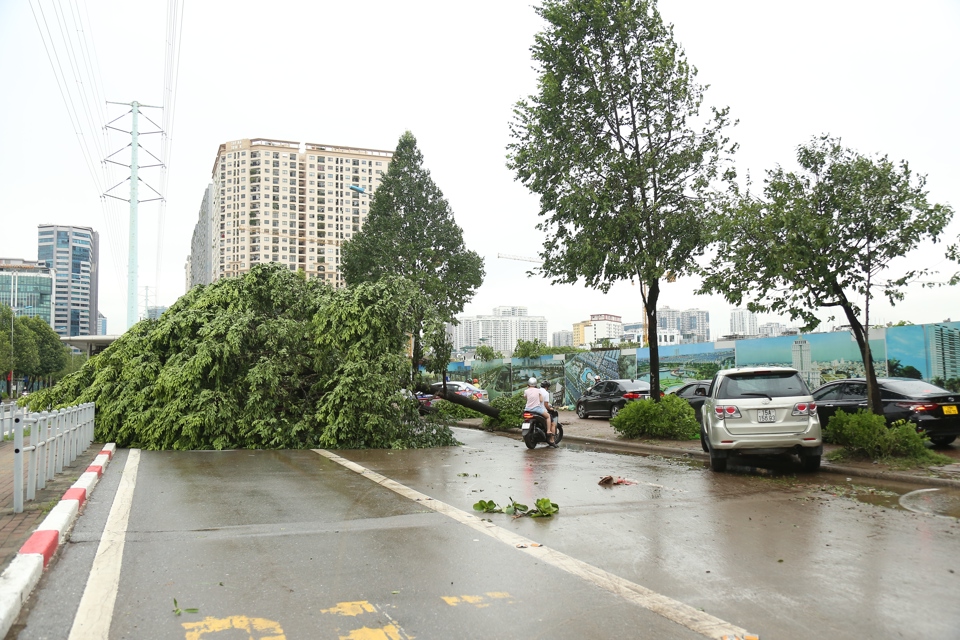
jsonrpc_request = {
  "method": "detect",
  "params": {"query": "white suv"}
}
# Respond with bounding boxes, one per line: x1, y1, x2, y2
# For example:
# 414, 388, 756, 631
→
700, 367, 822, 472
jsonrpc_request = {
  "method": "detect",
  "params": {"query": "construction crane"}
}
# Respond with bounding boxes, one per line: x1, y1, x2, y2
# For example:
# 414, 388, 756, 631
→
498, 253, 543, 264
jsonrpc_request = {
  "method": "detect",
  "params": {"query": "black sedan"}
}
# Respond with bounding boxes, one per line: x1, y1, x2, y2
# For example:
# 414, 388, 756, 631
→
811, 377, 960, 446
576, 379, 650, 419
665, 379, 711, 424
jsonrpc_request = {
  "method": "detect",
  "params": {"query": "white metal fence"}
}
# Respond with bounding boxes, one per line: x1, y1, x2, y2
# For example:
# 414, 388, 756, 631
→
1, 403, 96, 513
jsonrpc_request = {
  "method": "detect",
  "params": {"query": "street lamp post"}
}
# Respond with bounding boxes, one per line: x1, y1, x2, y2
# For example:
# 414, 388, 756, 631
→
8, 305, 32, 398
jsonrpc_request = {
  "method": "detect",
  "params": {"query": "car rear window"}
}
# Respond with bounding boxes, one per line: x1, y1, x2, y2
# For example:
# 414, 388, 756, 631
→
621, 381, 650, 392
719, 372, 810, 399
882, 379, 951, 397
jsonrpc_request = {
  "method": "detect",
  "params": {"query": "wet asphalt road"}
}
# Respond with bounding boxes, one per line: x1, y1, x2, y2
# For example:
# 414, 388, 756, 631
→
10, 427, 960, 640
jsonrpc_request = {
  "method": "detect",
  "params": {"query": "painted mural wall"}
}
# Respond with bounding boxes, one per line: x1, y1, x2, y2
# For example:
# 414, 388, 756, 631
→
446, 320, 960, 406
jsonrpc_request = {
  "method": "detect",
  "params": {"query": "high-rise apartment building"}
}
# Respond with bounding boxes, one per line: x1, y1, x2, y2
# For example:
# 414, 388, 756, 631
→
0, 259, 55, 325
187, 138, 392, 288
552, 330, 573, 348
622, 320, 645, 344
97, 312, 107, 335
452, 306, 548, 355
730, 308, 759, 337
187, 184, 215, 288
681, 309, 710, 343
574, 314, 623, 347
36, 225, 99, 337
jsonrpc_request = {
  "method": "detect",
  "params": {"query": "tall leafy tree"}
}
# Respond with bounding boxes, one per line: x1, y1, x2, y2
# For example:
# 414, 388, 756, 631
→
700, 135, 955, 413
342, 131, 485, 384
507, 0, 736, 398
0, 307, 40, 388
23, 315, 68, 383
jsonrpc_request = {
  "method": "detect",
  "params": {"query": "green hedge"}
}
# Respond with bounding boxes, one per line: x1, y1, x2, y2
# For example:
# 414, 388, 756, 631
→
482, 392, 525, 430
610, 395, 699, 440
824, 409, 949, 465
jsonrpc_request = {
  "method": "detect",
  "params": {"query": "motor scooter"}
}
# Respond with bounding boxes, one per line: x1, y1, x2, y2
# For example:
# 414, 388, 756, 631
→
521, 409, 564, 449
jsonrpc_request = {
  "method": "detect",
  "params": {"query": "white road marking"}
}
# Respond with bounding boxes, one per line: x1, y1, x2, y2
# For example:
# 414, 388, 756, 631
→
68, 449, 141, 640
314, 449, 753, 640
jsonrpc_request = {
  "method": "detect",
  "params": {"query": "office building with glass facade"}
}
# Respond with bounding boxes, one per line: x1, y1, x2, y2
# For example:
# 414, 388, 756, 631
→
36, 225, 100, 337
0, 259, 55, 325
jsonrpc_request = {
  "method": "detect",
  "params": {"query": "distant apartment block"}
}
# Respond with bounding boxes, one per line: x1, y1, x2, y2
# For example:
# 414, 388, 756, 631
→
759, 322, 786, 337
730, 308, 759, 337
97, 312, 107, 335
453, 306, 547, 355
146, 306, 168, 320
552, 330, 573, 348
0, 259, 55, 326
37, 225, 99, 337
657, 307, 709, 343
622, 320, 644, 343
186, 137, 393, 289
574, 314, 623, 347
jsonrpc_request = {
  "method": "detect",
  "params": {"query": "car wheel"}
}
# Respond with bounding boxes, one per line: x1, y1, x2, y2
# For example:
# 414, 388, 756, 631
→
930, 435, 957, 447
700, 428, 708, 453
610, 404, 622, 419
576, 403, 587, 419
709, 451, 727, 472
800, 454, 821, 472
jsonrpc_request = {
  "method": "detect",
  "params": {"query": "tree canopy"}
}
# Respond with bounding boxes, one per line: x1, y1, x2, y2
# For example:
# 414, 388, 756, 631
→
24, 264, 458, 450
342, 131, 484, 385
474, 345, 503, 362
700, 135, 955, 413
1, 306, 68, 391
506, 0, 735, 397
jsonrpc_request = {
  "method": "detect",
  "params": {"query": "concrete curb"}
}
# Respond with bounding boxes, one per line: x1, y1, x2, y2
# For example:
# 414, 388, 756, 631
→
0, 443, 117, 639
464, 424, 960, 490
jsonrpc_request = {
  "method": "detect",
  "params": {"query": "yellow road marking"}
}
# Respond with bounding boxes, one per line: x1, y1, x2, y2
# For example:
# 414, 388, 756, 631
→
442, 593, 515, 608
321, 601, 377, 616
340, 625, 404, 640
182, 615, 285, 640
315, 449, 757, 640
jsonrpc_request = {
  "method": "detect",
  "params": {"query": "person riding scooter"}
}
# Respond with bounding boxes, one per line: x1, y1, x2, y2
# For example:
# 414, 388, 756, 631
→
541, 380, 561, 434
524, 377, 557, 448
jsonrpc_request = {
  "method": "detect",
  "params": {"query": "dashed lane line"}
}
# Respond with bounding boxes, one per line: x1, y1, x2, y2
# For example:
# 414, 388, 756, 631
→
314, 449, 755, 640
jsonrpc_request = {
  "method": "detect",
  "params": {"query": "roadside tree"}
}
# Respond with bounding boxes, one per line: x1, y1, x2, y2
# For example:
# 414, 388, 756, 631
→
343, 131, 484, 386
507, 0, 736, 398
475, 345, 503, 362
700, 136, 955, 414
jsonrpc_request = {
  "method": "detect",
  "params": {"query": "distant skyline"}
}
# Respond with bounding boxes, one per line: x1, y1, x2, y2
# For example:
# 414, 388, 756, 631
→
1, 1, 957, 336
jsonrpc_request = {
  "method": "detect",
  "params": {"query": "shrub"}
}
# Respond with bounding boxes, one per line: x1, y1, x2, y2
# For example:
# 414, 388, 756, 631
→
431, 399, 483, 421
482, 392, 525, 430
610, 395, 699, 440
825, 409, 951, 465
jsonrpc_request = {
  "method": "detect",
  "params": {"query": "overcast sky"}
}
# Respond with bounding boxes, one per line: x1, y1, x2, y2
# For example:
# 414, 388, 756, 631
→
1, 1, 958, 338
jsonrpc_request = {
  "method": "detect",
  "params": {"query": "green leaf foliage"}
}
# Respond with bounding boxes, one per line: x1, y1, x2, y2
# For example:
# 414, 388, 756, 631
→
700, 135, 955, 413
610, 394, 699, 440
342, 131, 484, 384
506, 0, 736, 398
474, 345, 503, 362
825, 410, 950, 466
23, 264, 459, 450
431, 399, 483, 421
473, 499, 503, 513
482, 392, 526, 430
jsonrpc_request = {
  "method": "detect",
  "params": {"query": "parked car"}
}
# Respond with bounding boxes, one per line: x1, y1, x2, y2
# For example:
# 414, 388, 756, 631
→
429, 381, 490, 404
811, 377, 960, 446
665, 379, 711, 423
576, 379, 651, 419
400, 389, 436, 415
701, 367, 822, 472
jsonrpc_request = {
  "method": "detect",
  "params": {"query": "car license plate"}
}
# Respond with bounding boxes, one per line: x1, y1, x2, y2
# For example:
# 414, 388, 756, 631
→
944, 405, 958, 415
757, 409, 776, 423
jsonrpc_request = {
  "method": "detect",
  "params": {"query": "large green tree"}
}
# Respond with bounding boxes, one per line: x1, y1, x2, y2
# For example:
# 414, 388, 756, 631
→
23, 315, 68, 383
0, 306, 40, 391
25, 264, 457, 450
342, 131, 485, 384
507, 0, 736, 398
700, 136, 955, 414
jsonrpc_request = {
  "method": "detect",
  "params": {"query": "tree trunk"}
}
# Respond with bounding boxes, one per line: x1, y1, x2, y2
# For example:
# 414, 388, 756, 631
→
840, 301, 883, 414
434, 387, 500, 418
646, 279, 661, 401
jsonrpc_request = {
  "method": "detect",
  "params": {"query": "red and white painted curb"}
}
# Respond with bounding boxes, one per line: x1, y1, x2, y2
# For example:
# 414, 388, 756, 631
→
0, 443, 116, 637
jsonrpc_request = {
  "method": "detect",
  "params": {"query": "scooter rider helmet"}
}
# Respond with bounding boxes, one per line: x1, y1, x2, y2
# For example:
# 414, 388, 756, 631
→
541, 380, 551, 388
528, 377, 537, 386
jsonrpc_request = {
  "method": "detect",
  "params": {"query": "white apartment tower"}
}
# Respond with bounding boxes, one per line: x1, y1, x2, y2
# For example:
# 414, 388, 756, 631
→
453, 306, 548, 355
730, 308, 759, 336
188, 138, 392, 288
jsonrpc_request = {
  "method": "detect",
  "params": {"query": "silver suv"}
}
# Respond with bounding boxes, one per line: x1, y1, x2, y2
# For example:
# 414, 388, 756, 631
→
700, 367, 822, 472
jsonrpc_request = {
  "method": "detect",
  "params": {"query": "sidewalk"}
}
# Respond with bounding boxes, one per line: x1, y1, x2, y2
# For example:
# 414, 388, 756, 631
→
0, 438, 104, 575
458, 410, 960, 489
